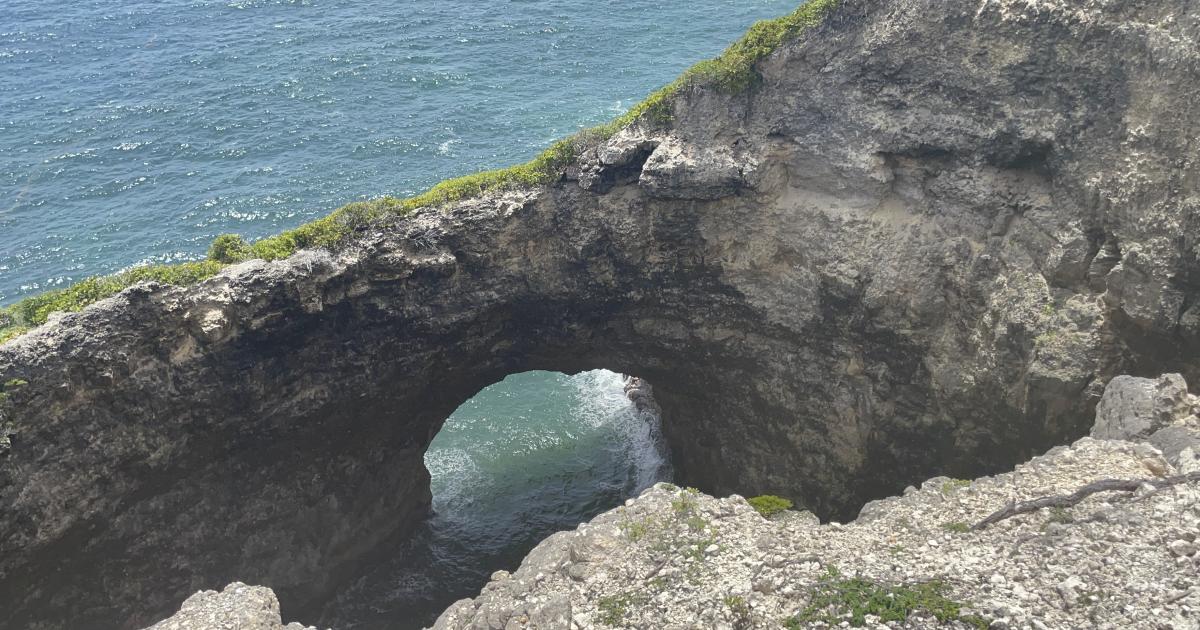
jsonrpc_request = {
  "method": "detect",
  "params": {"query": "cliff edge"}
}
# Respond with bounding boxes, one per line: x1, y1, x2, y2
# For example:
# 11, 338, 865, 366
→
3, 0, 1200, 626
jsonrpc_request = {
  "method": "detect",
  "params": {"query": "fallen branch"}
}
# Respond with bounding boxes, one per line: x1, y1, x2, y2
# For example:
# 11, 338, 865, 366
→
972, 471, 1200, 531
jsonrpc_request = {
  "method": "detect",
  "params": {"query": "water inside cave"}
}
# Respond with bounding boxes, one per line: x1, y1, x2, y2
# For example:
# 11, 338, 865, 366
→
321, 369, 671, 629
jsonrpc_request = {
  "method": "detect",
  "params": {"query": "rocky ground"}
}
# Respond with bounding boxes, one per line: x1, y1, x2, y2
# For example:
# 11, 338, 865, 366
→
151, 373, 1200, 629
144, 584, 315, 630
428, 374, 1200, 630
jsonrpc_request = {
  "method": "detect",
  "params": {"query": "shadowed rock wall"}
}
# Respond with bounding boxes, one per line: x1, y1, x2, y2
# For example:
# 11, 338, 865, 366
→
3, 0, 1200, 627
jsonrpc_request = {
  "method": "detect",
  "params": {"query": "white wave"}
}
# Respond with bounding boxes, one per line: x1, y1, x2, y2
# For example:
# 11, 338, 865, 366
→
425, 446, 480, 504
569, 369, 672, 493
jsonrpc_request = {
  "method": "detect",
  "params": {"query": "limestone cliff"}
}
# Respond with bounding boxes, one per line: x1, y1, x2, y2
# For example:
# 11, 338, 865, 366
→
3, 0, 1200, 627
151, 373, 1200, 629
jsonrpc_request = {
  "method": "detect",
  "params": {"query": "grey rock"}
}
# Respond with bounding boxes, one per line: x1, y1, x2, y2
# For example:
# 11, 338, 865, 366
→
1091, 375, 1191, 441
143, 583, 315, 630
638, 136, 751, 199
4, 0, 1200, 626
1166, 540, 1198, 558
1147, 425, 1200, 474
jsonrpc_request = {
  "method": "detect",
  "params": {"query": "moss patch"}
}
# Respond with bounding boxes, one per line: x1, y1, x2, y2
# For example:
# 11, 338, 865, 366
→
0, 0, 842, 343
747, 494, 794, 519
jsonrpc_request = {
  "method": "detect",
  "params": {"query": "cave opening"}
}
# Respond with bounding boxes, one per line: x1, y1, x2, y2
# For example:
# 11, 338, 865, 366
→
319, 369, 672, 629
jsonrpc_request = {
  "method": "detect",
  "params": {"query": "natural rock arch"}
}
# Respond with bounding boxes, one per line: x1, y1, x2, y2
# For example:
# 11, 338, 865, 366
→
3, 0, 1200, 627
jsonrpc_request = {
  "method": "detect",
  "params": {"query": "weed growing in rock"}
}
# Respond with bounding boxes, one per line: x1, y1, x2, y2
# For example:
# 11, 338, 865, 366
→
941, 479, 972, 494
747, 494, 793, 519
597, 592, 646, 626
723, 594, 753, 629
942, 521, 970, 534
785, 566, 988, 629
1047, 506, 1074, 524
672, 493, 699, 516
619, 515, 651, 542
685, 514, 710, 532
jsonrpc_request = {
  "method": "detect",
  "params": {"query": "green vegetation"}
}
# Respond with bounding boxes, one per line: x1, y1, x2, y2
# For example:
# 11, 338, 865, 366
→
206, 234, 252, 264
618, 514, 651, 542
1046, 506, 1074, 525
671, 492, 700, 516
724, 594, 753, 628
942, 521, 970, 534
785, 567, 989, 629
3, 379, 27, 389
597, 592, 646, 626
941, 478, 972, 494
747, 494, 793, 519
0, 0, 842, 344
0, 261, 224, 343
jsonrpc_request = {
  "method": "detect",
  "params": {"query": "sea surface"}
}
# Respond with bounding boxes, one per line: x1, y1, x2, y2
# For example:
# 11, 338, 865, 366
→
0, 0, 799, 627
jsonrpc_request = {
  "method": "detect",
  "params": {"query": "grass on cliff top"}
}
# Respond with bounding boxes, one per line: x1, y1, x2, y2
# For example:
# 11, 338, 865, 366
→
0, 0, 840, 343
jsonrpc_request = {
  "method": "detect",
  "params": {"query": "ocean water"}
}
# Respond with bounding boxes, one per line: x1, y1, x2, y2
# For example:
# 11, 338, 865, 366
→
0, 0, 800, 627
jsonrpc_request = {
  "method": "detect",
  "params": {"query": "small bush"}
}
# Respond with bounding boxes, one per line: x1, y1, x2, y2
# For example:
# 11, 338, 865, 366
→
786, 567, 988, 628
942, 521, 970, 534
748, 495, 793, 519
619, 516, 650, 542
207, 234, 252, 263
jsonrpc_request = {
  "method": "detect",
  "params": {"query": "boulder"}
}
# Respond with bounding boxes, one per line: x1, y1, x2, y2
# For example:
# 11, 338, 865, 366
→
143, 583, 316, 630
1090, 374, 1190, 441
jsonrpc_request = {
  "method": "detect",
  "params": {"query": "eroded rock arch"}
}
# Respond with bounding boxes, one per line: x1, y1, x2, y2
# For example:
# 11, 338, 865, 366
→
4, 0, 1200, 627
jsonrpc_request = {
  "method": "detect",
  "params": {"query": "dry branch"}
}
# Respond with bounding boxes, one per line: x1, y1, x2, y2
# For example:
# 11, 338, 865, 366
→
972, 471, 1200, 531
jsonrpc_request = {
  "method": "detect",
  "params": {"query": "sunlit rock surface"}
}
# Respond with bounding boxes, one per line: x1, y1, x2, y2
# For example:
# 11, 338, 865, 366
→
5, 0, 1200, 626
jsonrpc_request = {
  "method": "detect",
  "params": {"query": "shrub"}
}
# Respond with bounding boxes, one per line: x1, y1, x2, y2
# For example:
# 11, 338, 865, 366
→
207, 234, 252, 263
748, 494, 793, 519
786, 567, 988, 628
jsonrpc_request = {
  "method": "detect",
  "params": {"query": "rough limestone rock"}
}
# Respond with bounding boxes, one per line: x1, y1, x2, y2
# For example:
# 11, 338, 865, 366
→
144, 583, 316, 630
429, 411, 1200, 629
1150, 423, 1200, 474
153, 377, 1200, 629
1091, 374, 1191, 441
5, 0, 1200, 626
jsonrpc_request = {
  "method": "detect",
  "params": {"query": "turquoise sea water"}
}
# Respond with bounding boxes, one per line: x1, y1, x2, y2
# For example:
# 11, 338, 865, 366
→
0, 0, 799, 627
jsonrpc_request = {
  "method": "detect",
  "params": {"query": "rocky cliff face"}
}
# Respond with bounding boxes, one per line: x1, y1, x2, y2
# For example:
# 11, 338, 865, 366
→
3, 0, 1200, 627
151, 373, 1200, 629
426, 374, 1200, 630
